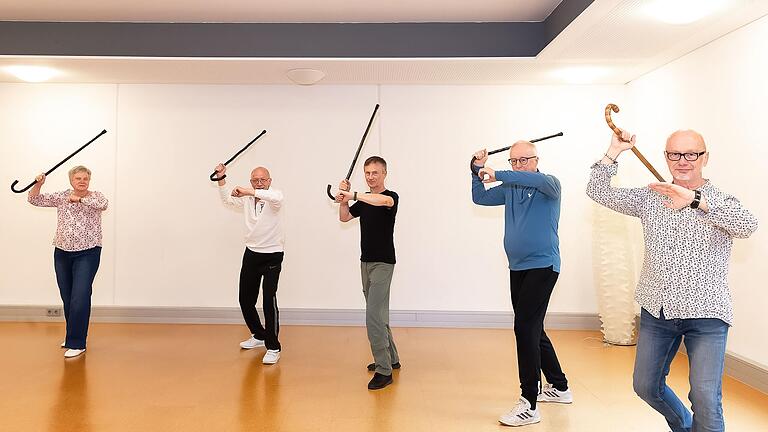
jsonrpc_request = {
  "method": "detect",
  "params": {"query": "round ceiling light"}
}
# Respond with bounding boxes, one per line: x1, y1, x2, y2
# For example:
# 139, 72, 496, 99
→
286, 68, 325, 86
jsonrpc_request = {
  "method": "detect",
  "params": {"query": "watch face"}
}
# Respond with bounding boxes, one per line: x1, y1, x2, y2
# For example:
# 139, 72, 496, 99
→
690, 190, 701, 209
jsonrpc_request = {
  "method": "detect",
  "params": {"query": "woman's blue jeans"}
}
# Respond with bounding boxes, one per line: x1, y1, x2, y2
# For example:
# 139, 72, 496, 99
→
54, 246, 101, 350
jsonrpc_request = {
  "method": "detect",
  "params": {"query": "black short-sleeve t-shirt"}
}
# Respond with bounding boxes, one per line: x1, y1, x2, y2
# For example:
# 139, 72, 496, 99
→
349, 190, 398, 264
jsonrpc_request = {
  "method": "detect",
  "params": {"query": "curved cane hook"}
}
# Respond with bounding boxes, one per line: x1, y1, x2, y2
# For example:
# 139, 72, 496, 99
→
604, 103, 665, 182
10, 179, 35, 193
605, 104, 629, 142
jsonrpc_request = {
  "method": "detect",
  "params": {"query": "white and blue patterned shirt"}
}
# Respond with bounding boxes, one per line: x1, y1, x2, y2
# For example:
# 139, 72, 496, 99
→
586, 162, 758, 325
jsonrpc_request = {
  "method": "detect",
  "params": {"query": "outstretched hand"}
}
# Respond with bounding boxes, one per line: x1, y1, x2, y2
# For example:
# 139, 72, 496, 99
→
231, 186, 255, 197
649, 182, 696, 209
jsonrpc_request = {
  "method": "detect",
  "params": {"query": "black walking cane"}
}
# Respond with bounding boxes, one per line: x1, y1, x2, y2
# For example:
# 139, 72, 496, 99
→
470, 132, 564, 176
10, 129, 108, 193
326, 104, 380, 200
209, 130, 267, 181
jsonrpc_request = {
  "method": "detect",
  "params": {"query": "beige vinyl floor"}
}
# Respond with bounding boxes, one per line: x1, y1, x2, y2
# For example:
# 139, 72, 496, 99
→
1, 323, 766, 432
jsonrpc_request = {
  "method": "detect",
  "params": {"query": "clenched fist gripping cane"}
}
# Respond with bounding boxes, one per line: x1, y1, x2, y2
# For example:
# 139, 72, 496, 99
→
604, 104, 665, 182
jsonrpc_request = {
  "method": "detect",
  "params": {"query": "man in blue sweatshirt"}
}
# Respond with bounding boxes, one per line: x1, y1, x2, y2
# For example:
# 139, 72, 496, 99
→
472, 141, 571, 427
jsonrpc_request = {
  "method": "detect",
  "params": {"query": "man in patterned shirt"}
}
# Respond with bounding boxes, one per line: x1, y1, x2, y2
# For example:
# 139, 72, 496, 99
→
587, 129, 758, 432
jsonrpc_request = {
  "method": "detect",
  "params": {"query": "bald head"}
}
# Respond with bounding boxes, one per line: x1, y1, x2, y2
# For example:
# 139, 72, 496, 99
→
252, 167, 270, 178
250, 166, 272, 190
666, 130, 706, 152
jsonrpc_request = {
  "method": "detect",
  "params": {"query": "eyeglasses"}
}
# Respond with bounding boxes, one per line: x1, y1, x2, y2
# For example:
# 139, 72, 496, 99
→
251, 178, 271, 184
665, 151, 706, 162
508, 156, 538, 166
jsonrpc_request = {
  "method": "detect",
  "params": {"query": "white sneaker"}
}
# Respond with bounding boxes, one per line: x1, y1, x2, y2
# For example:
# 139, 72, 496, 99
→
499, 397, 540, 427
262, 349, 280, 365
239, 336, 265, 349
537, 383, 573, 404
64, 348, 85, 358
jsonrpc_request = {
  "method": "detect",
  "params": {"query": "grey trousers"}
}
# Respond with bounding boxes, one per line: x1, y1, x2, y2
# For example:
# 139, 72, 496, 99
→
361, 262, 400, 375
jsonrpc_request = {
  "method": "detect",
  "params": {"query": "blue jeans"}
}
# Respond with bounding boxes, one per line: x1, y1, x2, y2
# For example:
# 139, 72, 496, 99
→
54, 247, 101, 350
633, 308, 728, 432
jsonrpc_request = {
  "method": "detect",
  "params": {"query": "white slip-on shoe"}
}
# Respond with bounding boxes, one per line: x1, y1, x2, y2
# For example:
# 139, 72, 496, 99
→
537, 383, 573, 404
239, 336, 265, 349
64, 348, 85, 358
499, 397, 541, 427
262, 349, 280, 365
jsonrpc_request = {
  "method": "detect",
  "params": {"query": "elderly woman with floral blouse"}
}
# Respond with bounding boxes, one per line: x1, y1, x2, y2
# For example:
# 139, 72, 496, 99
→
28, 165, 108, 358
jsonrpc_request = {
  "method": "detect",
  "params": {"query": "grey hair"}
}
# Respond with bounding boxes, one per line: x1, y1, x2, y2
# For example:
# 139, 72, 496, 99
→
68, 165, 91, 179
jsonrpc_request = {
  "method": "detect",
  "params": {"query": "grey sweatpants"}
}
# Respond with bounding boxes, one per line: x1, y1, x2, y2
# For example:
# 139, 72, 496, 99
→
361, 261, 400, 375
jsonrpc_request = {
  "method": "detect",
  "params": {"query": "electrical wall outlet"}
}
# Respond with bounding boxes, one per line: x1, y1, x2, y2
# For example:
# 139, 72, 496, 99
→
46, 308, 62, 317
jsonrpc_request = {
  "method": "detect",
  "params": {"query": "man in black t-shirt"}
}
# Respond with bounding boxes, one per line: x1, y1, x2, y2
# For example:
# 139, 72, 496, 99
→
336, 156, 400, 390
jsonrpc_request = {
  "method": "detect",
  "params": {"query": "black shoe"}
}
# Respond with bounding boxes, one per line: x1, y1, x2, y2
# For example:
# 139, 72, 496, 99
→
367, 372, 393, 390
367, 361, 401, 372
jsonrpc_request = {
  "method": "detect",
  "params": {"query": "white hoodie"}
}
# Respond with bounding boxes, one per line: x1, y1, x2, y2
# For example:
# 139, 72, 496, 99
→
219, 186, 284, 253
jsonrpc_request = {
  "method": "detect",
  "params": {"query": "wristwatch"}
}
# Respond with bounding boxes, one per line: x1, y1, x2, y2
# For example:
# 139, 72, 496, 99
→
690, 189, 702, 209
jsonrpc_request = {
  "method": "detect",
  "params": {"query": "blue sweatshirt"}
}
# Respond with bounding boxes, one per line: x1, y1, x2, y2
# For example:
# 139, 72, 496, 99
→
472, 170, 561, 272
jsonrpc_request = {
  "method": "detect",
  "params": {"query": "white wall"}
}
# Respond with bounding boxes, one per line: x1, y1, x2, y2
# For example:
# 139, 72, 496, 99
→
0, 82, 628, 315
0, 84, 118, 306
2, 15, 766, 369
627, 16, 768, 367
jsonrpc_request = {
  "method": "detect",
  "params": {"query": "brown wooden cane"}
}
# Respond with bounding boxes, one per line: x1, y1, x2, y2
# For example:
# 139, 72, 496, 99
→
604, 104, 665, 182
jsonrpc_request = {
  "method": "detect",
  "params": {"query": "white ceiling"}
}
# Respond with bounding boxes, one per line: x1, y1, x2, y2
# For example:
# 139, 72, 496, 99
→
0, 0, 563, 23
1, 0, 767, 85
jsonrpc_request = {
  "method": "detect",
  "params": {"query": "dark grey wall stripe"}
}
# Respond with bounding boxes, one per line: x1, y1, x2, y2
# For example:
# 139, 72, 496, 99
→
0, 0, 593, 58
0, 21, 545, 58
